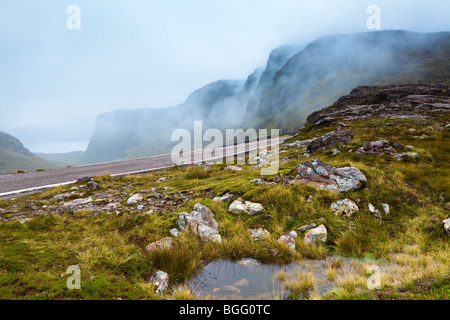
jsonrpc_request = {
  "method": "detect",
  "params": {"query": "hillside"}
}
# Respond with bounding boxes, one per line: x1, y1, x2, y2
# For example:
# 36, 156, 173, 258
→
244, 30, 450, 130
0, 131, 59, 175
81, 30, 450, 165
0, 83, 448, 300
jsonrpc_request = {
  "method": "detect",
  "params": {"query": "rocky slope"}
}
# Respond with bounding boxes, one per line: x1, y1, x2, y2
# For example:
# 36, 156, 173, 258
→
0, 131, 58, 175
245, 30, 450, 130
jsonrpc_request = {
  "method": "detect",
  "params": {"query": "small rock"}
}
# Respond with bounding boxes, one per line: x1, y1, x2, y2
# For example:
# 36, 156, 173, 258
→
331, 199, 359, 217
63, 197, 93, 208
149, 271, 169, 295
213, 193, 234, 202
331, 149, 340, 155
369, 203, 382, 218
224, 165, 242, 171
229, 200, 264, 215
304, 225, 327, 244
76, 176, 92, 184
20, 218, 32, 224
382, 203, 390, 214
137, 205, 144, 210
395, 153, 419, 161
233, 279, 250, 288
145, 237, 174, 253
87, 181, 100, 191
127, 194, 144, 205
248, 228, 270, 241
298, 223, 317, 232
170, 228, 179, 237
279, 230, 297, 251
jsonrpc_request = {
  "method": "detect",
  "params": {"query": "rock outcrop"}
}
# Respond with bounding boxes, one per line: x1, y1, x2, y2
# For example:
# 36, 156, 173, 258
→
306, 129, 354, 153
307, 83, 450, 129
293, 158, 367, 193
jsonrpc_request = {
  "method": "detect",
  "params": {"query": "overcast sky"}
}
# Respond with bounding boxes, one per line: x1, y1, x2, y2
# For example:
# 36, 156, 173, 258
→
1, 0, 450, 153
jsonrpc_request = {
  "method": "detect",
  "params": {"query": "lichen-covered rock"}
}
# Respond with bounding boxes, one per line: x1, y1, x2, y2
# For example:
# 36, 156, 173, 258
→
331, 199, 359, 217
229, 199, 265, 215
304, 225, 327, 244
145, 237, 174, 253
176, 203, 221, 242
279, 230, 297, 251
149, 271, 169, 295
248, 228, 271, 241
295, 158, 367, 193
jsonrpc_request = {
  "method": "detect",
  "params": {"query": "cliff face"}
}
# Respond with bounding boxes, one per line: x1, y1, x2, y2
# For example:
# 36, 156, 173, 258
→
246, 31, 450, 131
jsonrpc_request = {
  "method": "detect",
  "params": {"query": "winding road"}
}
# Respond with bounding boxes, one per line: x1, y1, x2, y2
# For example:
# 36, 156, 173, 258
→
0, 136, 289, 198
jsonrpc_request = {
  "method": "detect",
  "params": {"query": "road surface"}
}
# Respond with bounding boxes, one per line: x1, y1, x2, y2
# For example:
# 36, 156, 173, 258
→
0, 136, 288, 198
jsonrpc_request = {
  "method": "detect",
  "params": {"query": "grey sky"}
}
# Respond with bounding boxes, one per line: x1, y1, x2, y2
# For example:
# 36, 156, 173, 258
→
1, 0, 450, 153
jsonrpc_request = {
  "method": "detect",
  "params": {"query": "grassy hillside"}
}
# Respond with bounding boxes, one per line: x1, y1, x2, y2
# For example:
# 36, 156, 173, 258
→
0, 131, 59, 175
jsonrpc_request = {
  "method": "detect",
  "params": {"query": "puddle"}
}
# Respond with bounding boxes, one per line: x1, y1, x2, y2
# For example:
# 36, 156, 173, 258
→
187, 256, 362, 299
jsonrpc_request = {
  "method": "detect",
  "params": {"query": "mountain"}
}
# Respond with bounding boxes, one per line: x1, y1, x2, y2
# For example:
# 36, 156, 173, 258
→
81, 76, 259, 164
0, 131, 58, 175
244, 30, 450, 130
82, 30, 450, 164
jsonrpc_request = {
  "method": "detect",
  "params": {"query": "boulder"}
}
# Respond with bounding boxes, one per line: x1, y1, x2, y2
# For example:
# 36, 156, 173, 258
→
145, 237, 174, 253
331, 199, 359, 217
149, 271, 169, 295
295, 158, 367, 193
176, 203, 221, 243
229, 199, 265, 215
304, 225, 327, 244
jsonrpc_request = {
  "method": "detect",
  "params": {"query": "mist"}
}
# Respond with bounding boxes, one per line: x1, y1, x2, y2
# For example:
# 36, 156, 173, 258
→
1, 0, 450, 154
